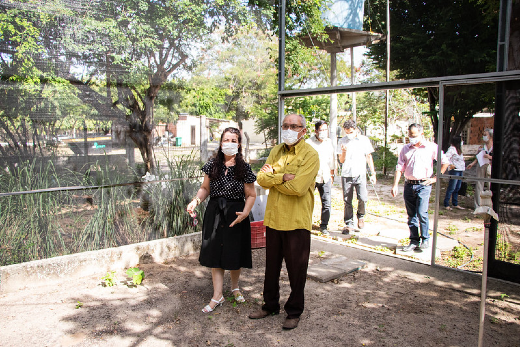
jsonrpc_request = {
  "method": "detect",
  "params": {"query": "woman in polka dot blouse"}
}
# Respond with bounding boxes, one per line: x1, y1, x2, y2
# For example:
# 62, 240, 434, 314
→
186, 127, 257, 313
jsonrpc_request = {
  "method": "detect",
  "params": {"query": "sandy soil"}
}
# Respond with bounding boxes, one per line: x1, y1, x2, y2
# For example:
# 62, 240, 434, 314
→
1, 177, 520, 347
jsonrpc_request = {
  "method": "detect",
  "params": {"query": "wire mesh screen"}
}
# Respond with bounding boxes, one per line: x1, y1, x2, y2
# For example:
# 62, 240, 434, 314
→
494, 83, 520, 266
0, 0, 251, 265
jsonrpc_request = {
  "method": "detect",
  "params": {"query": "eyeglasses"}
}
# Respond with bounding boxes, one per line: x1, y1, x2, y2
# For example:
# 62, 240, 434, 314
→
281, 124, 304, 131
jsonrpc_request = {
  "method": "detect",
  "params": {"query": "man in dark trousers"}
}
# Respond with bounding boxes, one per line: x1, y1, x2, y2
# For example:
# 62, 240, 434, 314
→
391, 123, 449, 251
249, 113, 319, 330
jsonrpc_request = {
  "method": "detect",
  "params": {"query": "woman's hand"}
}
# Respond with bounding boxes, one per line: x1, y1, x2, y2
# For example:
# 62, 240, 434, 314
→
229, 211, 248, 227
186, 200, 197, 218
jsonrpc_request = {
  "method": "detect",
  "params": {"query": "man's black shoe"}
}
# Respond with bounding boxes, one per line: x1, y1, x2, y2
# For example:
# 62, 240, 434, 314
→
420, 240, 430, 250
342, 226, 351, 235
402, 243, 418, 252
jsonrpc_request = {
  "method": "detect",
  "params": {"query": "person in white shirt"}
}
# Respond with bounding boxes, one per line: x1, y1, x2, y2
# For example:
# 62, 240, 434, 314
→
306, 120, 336, 235
443, 136, 466, 210
337, 120, 376, 234
467, 128, 493, 208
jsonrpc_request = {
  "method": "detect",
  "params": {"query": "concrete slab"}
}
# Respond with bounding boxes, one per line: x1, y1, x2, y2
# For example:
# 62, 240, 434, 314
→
320, 255, 349, 265
307, 263, 347, 283
378, 228, 410, 240
396, 245, 441, 262
356, 236, 399, 250
322, 257, 367, 272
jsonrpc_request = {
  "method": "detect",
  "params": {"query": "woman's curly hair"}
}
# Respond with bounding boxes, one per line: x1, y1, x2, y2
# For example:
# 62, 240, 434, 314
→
209, 127, 248, 181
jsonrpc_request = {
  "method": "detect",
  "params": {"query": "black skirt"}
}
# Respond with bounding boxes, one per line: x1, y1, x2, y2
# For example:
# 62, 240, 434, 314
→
199, 197, 252, 270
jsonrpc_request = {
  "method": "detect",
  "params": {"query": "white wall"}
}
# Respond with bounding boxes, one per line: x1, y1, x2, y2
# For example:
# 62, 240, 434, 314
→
241, 119, 265, 144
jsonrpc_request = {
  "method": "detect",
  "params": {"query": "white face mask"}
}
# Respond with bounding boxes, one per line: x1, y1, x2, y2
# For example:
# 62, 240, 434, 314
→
409, 136, 421, 145
345, 132, 356, 140
281, 129, 302, 146
482, 135, 489, 142
318, 130, 328, 140
221, 142, 238, 156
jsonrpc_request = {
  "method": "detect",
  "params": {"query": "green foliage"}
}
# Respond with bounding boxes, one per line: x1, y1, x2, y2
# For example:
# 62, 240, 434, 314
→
372, 146, 398, 172
101, 271, 118, 287
365, 0, 498, 149
75, 301, 83, 309
0, 153, 204, 266
499, 293, 509, 301
126, 267, 144, 285
445, 224, 459, 232
496, 234, 520, 265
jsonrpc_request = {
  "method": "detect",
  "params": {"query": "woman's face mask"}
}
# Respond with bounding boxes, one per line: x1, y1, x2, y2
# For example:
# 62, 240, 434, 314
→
482, 135, 489, 142
281, 129, 302, 145
221, 142, 239, 156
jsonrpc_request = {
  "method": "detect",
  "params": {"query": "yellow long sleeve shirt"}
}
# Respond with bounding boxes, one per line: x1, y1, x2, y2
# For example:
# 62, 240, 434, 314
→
257, 139, 319, 231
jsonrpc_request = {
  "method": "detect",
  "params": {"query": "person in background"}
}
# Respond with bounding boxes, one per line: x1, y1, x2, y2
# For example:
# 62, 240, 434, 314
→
391, 124, 450, 252
337, 120, 377, 234
248, 114, 319, 330
186, 127, 256, 313
443, 136, 466, 210
467, 128, 493, 208
306, 120, 336, 235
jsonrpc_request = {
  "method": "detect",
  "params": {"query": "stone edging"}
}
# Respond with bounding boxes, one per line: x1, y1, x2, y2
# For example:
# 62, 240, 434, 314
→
0, 231, 202, 293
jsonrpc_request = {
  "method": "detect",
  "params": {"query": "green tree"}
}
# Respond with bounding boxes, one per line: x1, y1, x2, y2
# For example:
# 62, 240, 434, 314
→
365, 0, 498, 150
62, 0, 251, 172
1, 0, 251, 172
248, 0, 330, 85
0, 4, 83, 165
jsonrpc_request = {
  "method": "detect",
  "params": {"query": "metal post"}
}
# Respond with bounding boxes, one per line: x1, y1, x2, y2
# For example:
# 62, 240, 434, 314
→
330, 52, 338, 152
478, 217, 491, 347
278, 0, 286, 142
383, 0, 390, 175
432, 82, 444, 265
350, 47, 356, 122
200, 115, 208, 162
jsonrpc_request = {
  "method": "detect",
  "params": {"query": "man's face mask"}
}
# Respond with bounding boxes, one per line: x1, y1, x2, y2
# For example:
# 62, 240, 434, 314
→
281, 129, 301, 145
409, 136, 421, 145
345, 131, 356, 140
318, 130, 328, 139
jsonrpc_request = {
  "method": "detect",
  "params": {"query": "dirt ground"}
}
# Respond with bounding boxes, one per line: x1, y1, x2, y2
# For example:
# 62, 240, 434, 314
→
1, 177, 520, 347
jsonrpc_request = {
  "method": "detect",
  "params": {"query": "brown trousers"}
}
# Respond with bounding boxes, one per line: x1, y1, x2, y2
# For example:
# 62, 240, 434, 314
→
262, 227, 311, 319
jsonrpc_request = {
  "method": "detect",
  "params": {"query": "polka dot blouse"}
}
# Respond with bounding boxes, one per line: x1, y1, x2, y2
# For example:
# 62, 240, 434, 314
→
202, 159, 257, 200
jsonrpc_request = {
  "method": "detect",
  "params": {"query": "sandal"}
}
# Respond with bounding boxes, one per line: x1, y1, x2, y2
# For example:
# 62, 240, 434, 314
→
202, 296, 224, 313
232, 288, 245, 303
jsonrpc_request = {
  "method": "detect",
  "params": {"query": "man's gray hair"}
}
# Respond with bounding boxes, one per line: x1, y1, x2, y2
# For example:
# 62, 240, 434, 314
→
285, 113, 307, 128
484, 128, 493, 138
409, 123, 423, 132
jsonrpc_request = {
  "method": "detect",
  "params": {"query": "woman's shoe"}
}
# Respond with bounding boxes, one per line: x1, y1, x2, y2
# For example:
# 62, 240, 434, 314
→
202, 296, 224, 313
232, 288, 245, 303
445, 206, 453, 211
454, 205, 465, 210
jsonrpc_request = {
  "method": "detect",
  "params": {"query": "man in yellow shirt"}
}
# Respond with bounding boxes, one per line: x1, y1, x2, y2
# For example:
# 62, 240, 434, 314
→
248, 114, 319, 330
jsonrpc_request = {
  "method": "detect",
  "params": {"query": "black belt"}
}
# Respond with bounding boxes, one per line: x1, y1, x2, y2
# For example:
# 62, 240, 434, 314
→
405, 179, 426, 185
